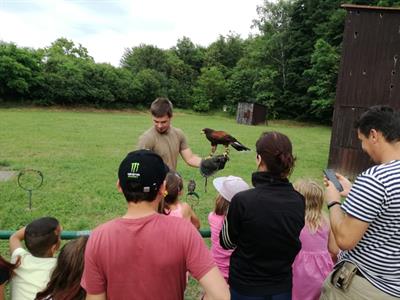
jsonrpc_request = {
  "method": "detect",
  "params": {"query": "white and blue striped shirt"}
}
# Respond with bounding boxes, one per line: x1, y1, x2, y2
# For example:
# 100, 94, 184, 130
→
340, 160, 400, 297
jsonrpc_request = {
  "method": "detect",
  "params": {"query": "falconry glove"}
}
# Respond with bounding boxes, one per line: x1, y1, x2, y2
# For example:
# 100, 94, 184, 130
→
200, 154, 229, 178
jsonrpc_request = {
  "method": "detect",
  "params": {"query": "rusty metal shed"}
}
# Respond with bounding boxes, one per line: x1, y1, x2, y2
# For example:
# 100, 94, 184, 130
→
236, 102, 267, 125
328, 4, 400, 178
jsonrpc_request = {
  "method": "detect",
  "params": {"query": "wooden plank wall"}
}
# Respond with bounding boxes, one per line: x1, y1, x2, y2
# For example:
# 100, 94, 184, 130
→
236, 102, 254, 125
328, 5, 400, 178
252, 104, 267, 125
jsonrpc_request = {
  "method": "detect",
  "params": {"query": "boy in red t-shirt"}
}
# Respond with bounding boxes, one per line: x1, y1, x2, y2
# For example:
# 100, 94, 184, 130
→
81, 149, 229, 300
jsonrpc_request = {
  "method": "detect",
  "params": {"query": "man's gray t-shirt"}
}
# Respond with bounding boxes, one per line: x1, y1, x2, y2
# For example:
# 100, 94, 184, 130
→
137, 126, 188, 170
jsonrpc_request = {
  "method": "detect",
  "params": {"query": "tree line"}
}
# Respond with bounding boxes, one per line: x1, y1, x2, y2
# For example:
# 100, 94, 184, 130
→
1, 0, 398, 123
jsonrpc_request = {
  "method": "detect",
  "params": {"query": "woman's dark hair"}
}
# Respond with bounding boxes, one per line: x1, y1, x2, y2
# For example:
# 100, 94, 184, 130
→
35, 236, 88, 300
256, 131, 295, 178
0, 255, 19, 283
214, 195, 230, 216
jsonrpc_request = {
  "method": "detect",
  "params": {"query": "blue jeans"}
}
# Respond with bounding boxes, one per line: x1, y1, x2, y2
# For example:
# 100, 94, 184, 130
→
230, 288, 292, 300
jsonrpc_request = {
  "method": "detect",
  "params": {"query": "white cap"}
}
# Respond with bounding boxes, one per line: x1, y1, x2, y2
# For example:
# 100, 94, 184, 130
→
212, 176, 250, 202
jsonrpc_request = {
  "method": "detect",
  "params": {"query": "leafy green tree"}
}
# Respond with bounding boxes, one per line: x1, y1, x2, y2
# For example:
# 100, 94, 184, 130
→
226, 67, 257, 113
254, 0, 293, 91
121, 44, 169, 74
0, 42, 43, 100
303, 39, 339, 122
40, 39, 94, 104
165, 51, 194, 108
82, 62, 137, 105
254, 68, 281, 118
41, 58, 87, 104
134, 69, 168, 106
204, 33, 245, 72
192, 67, 227, 112
173, 37, 205, 74
315, 8, 346, 48
45, 38, 93, 60
277, 0, 343, 118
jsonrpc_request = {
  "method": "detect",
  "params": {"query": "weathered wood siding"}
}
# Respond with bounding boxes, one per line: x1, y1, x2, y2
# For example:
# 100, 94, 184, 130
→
236, 103, 267, 125
328, 5, 400, 178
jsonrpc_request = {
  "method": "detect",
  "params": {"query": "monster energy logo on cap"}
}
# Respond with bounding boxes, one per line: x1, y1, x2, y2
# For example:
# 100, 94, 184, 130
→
131, 162, 140, 172
127, 162, 140, 178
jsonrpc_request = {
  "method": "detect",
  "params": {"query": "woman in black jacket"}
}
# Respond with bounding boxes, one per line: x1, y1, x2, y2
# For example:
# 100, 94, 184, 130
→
220, 131, 305, 300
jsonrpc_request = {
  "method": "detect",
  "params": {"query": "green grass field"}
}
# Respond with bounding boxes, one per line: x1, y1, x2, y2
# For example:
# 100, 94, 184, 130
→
0, 107, 331, 299
0, 107, 331, 230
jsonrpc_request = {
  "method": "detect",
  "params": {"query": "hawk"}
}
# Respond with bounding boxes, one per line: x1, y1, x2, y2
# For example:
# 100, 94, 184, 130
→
201, 128, 250, 156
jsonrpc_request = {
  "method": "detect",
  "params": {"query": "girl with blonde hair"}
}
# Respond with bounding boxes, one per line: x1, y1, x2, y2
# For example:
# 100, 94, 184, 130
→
292, 179, 339, 300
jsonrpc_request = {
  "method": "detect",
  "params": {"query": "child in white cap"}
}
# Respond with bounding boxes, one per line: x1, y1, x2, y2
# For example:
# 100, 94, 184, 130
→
208, 176, 250, 281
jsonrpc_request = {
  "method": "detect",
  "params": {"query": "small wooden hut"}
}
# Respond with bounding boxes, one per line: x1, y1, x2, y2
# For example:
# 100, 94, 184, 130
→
236, 102, 267, 125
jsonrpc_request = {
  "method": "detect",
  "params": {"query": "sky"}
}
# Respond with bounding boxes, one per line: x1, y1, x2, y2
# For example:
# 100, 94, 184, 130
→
0, 0, 263, 66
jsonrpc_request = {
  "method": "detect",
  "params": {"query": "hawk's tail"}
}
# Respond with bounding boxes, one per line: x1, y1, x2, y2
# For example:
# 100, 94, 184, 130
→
231, 141, 250, 151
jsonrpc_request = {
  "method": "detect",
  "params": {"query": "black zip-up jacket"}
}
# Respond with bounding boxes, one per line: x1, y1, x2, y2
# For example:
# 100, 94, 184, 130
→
220, 171, 305, 296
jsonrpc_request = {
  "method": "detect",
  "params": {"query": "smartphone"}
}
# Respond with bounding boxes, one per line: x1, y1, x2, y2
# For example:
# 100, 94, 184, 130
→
323, 169, 344, 192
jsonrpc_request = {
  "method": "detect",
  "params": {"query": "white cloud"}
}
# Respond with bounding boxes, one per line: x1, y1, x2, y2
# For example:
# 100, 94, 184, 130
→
0, 0, 261, 66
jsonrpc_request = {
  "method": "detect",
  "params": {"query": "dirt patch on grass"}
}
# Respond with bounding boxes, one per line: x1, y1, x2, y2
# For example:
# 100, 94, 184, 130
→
0, 171, 16, 182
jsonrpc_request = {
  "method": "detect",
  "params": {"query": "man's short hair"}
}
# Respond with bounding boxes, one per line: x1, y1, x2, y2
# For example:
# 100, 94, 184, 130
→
25, 217, 60, 257
118, 150, 169, 202
355, 105, 400, 142
150, 97, 173, 118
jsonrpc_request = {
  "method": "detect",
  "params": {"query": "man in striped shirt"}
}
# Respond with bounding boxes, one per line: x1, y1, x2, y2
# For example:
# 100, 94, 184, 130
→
321, 106, 400, 299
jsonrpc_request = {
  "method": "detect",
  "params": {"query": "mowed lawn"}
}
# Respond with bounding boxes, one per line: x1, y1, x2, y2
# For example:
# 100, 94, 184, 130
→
0, 108, 332, 299
0, 107, 331, 231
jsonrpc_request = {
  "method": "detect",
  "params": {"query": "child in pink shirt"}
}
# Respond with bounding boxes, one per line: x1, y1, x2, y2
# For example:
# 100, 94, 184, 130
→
164, 171, 200, 229
208, 176, 249, 281
292, 179, 339, 300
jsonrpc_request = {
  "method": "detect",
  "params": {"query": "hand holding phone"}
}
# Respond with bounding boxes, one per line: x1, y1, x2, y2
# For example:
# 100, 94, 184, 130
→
323, 169, 344, 192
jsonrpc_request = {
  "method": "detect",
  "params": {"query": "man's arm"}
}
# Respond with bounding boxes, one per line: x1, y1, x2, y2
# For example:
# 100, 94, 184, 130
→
325, 174, 369, 250
180, 148, 202, 167
327, 226, 340, 259
328, 205, 369, 250
199, 266, 230, 300
9, 227, 25, 254
86, 293, 106, 300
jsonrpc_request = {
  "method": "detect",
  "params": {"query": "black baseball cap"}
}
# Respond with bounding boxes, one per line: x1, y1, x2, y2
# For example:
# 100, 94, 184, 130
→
118, 150, 169, 194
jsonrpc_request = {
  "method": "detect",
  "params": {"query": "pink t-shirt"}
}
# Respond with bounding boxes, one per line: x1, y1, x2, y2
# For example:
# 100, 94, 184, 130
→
167, 203, 184, 218
81, 213, 215, 300
208, 212, 233, 280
